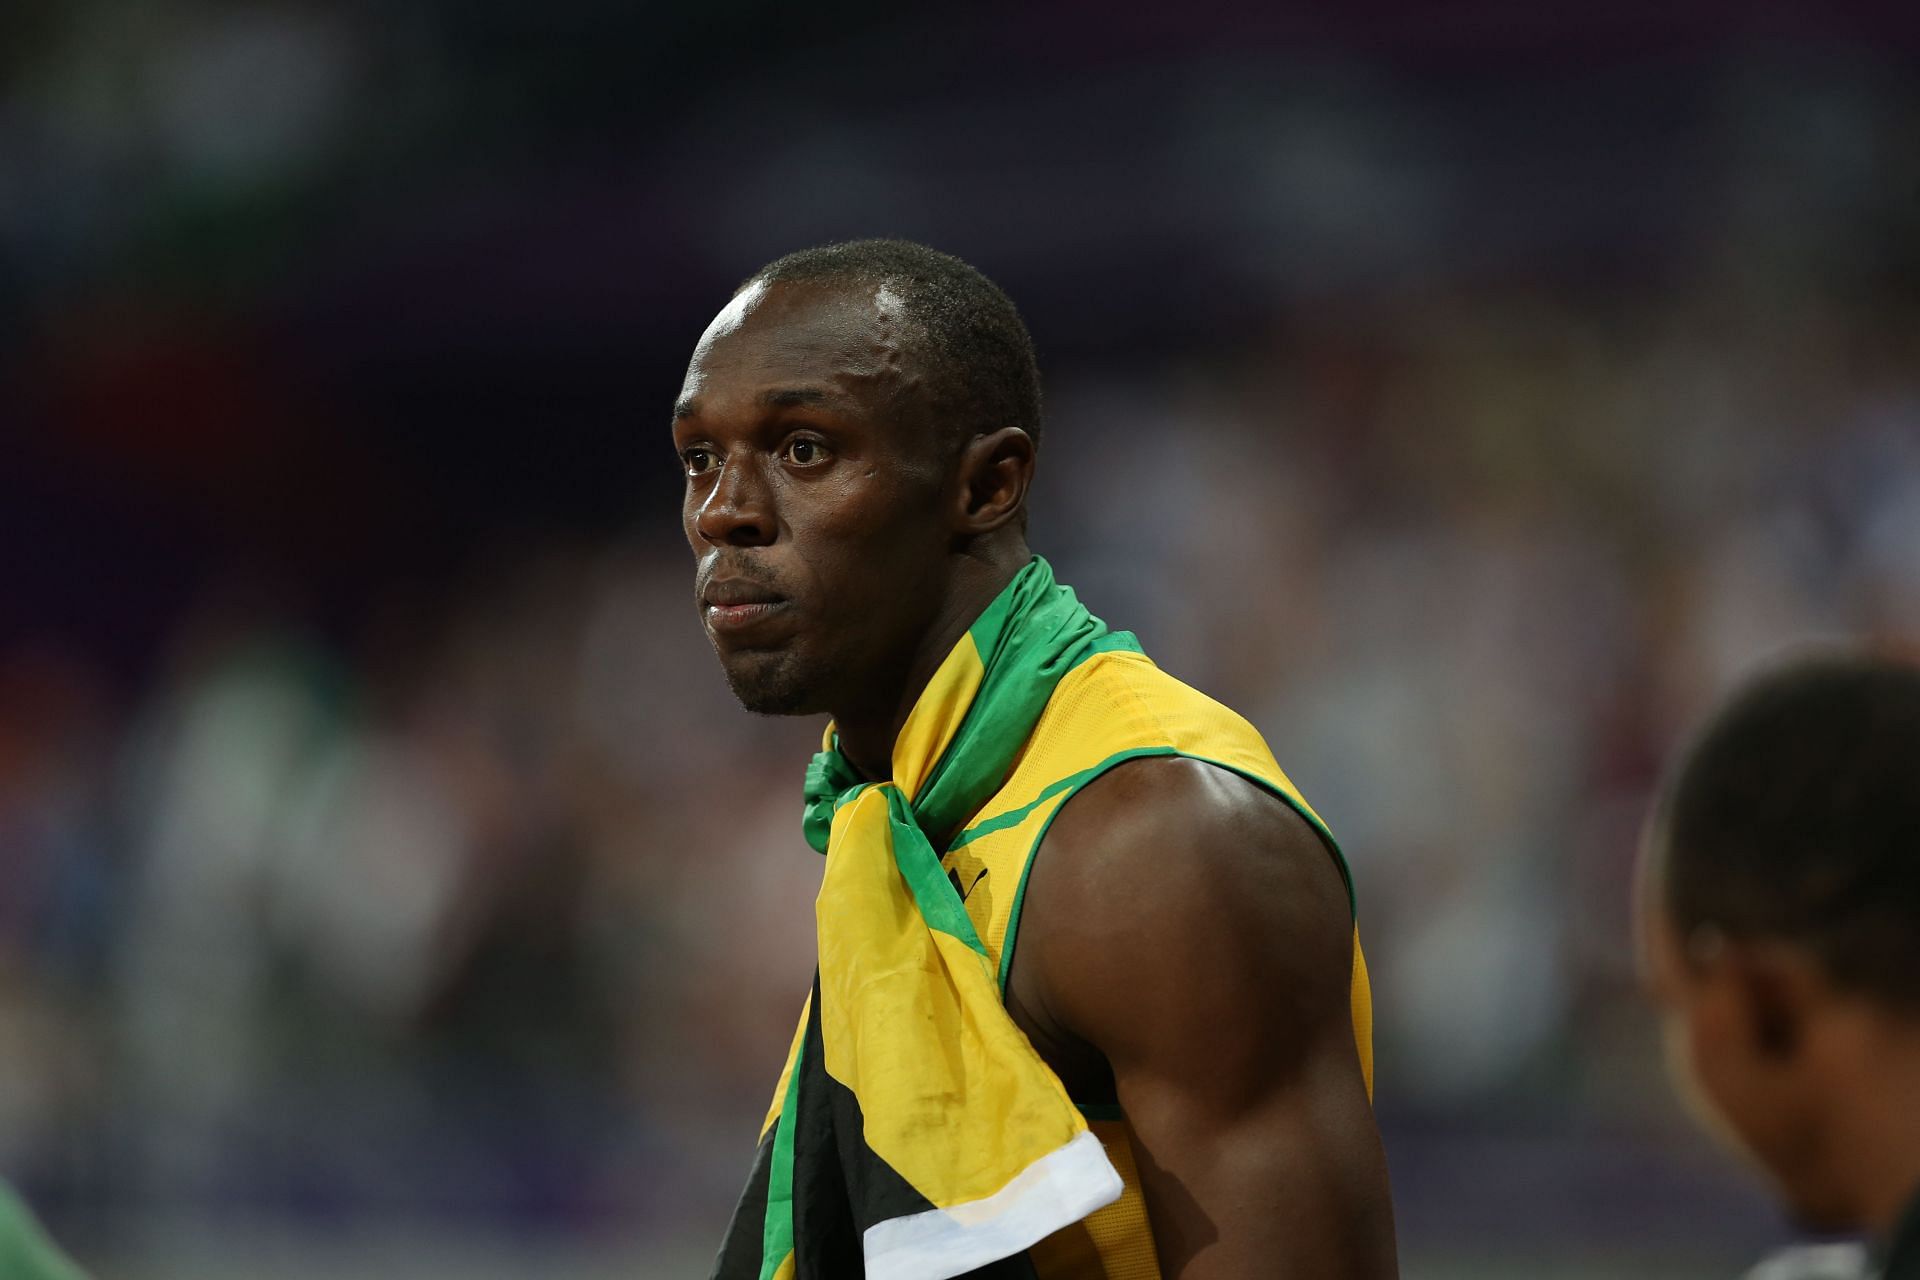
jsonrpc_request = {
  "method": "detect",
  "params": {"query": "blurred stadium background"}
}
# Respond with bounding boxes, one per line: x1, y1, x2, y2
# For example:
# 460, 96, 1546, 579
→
4, 1, 1919, 1276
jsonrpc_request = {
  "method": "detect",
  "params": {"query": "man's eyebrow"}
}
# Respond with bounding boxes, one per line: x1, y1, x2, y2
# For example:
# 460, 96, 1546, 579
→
674, 387, 848, 423
759, 387, 844, 410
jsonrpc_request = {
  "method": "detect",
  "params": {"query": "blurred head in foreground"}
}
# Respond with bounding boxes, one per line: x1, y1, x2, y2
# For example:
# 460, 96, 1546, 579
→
1640, 651, 1920, 1239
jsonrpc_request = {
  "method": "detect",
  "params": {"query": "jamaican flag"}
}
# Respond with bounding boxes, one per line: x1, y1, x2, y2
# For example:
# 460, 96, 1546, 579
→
713, 558, 1127, 1280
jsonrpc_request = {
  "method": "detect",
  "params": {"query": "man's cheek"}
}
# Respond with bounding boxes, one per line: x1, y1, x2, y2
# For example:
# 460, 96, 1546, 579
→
1671, 1015, 1765, 1165
1663, 1017, 1718, 1124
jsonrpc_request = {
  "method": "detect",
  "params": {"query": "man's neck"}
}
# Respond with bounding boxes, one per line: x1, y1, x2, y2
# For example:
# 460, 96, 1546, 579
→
1817, 1016, 1920, 1240
832, 540, 1031, 781
1881, 1180, 1920, 1277
1851, 1118, 1920, 1244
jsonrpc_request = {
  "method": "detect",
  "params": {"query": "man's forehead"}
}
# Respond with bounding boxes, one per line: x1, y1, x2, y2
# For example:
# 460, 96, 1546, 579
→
680, 277, 919, 406
691, 277, 897, 362
693, 278, 773, 353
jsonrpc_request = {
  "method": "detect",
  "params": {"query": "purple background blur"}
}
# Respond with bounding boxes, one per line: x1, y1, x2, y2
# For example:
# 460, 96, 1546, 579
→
4, 2, 1919, 1275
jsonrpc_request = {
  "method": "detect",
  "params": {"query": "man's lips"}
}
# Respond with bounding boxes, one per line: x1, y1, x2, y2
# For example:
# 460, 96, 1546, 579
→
703, 578, 785, 607
705, 599, 790, 634
701, 577, 791, 636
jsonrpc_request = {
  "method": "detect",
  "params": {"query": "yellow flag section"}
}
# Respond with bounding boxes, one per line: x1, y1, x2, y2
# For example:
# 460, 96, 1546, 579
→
758, 995, 810, 1141
816, 785, 1116, 1208
755, 622, 992, 1149
805, 620, 1126, 1279
939, 646, 1376, 1280
884, 619, 989, 802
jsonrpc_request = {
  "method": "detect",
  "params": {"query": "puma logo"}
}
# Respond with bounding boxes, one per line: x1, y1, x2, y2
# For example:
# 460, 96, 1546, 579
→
948, 867, 988, 902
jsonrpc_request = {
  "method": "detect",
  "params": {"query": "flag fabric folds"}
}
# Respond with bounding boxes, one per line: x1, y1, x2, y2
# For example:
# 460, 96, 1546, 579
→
713, 558, 1128, 1280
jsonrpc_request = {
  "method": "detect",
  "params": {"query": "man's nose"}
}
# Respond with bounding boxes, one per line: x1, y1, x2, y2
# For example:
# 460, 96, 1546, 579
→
694, 452, 777, 547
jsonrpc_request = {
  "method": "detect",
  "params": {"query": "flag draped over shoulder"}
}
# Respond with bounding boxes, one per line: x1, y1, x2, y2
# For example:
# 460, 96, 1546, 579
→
713, 558, 1128, 1280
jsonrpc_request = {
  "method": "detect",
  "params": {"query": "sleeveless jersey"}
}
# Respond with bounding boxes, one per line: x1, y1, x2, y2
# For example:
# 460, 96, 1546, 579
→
938, 648, 1374, 1280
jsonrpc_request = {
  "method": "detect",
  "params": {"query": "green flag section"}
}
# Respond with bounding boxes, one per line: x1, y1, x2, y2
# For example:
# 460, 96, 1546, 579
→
0, 1185, 89, 1280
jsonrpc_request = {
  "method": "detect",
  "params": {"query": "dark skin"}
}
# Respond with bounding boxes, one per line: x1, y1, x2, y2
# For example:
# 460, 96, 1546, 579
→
675, 277, 1398, 1277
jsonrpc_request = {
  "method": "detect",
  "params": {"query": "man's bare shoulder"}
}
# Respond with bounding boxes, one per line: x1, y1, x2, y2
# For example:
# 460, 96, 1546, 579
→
1017, 754, 1357, 1096
1032, 754, 1351, 960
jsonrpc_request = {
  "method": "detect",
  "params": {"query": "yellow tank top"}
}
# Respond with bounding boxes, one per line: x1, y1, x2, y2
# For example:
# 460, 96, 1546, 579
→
938, 648, 1374, 1279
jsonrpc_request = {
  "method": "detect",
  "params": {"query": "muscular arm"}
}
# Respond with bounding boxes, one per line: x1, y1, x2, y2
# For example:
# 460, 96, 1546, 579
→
1010, 756, 1397, 1278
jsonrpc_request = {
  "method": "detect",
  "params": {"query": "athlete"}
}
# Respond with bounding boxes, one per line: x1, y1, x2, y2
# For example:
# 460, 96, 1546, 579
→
1641, 653, 1920, 1279
677, 240, 1396, 1279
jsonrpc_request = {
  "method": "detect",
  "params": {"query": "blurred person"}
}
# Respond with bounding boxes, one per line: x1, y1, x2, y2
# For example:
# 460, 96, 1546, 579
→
1640, 652, 1920, 1279
675, 240, 1394, 1279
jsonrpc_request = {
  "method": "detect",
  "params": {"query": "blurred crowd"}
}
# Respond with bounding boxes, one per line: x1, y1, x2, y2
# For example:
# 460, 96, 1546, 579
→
4, 1, 1918, 1273
7, 278, 1917, 1260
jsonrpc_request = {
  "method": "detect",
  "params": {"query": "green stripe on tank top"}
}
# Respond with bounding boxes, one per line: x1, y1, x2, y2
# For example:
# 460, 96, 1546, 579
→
993, 747, 1358, 994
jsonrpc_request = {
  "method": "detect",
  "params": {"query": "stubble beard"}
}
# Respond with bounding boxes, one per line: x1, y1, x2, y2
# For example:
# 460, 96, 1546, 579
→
719, 646, 828, 717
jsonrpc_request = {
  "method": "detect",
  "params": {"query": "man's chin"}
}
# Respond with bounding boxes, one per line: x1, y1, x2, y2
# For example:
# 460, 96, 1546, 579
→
1779, 1188, 1865, 1237
1752, 1148, 1864, 1236
721, 653, 824, 717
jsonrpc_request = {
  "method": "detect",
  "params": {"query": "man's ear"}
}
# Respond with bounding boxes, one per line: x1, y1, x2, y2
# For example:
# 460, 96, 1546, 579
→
952, 427, 1036, 534
1722, 941, 1825, 1062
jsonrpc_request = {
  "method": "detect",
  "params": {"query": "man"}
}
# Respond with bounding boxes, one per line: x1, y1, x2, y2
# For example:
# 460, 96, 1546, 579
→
1640, 652, 1920, 1279
676, 239, 1395, 1279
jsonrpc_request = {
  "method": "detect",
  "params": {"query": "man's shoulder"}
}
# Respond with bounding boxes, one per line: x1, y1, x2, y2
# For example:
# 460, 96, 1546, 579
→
1039, 752, 1332, 900
1019, 649, 1299, 809
1036, 647, 1256, 736
1006, 647, 1351, 968
1011, 749, 1359, 1085
1023, 752, 1350, 1003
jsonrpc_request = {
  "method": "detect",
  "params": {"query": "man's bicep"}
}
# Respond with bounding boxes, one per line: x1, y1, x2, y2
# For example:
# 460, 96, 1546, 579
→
1117, 1007, 1394, 1277
1027, 758, 1396, 1277
1034, 758, 1360, 1113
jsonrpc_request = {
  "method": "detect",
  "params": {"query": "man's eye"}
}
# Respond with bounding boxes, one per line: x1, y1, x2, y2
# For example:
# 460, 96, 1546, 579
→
682, 447, 716, 476
783, 437, 828, 466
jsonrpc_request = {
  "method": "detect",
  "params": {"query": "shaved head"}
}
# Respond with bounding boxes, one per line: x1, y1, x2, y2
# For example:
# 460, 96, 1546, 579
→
738, 239, 1043, 458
